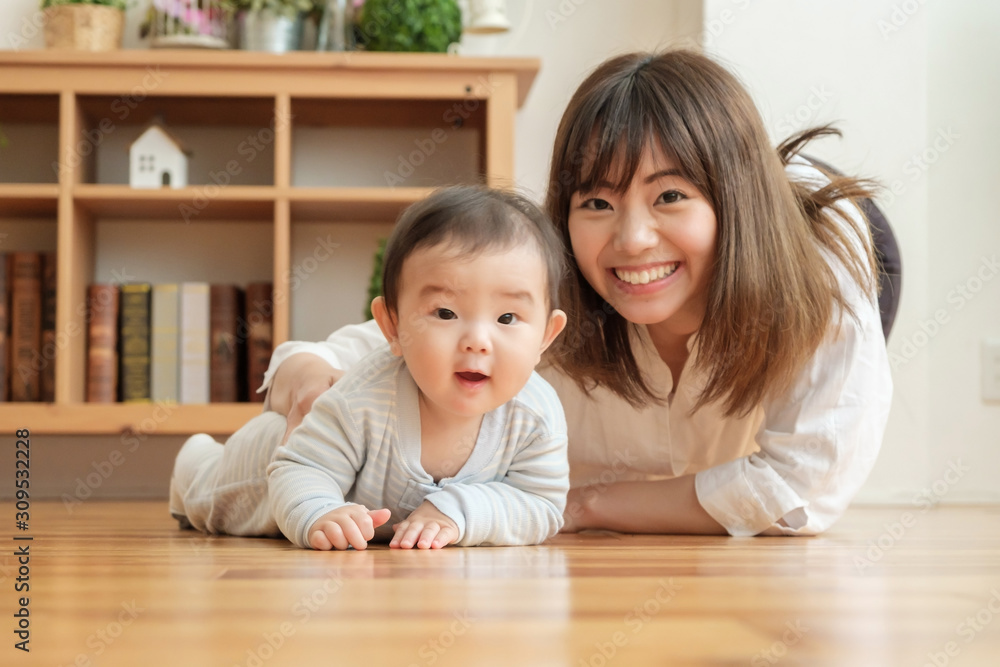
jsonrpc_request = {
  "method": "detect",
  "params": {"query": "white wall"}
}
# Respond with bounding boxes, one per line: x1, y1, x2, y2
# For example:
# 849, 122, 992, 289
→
925, 1, 1000, 502
702, 0, 1000, 503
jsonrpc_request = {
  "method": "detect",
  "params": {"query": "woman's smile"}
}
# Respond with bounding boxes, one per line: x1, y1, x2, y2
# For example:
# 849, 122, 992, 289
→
612, 261, 681, 286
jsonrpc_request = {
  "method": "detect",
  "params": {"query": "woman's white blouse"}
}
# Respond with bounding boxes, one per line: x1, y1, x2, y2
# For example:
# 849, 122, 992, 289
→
260, 160, 893, 537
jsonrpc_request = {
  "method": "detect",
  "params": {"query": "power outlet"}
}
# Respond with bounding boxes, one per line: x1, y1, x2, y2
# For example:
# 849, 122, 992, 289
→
983, 339, 1000, 402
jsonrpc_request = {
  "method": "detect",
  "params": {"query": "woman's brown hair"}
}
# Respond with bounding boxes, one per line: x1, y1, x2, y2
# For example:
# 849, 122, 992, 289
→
545, 50, 878, 417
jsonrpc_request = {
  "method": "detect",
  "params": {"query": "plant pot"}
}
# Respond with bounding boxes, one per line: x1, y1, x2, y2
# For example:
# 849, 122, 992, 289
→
43, 5, 124, 51
238, 10, 304, 53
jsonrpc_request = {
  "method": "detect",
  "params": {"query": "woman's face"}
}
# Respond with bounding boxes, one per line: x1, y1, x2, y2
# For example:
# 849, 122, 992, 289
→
567, 144, 717, 336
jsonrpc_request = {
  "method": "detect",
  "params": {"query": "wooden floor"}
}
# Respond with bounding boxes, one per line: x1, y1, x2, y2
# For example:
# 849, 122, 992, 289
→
3, 502, 999, 666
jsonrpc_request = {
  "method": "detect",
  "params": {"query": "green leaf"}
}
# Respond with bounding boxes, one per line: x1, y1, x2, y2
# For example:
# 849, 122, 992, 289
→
359, 0, 461, 53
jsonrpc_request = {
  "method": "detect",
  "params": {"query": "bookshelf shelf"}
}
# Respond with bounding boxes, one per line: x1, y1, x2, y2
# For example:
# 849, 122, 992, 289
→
0, 49, 538, 435
73, 184, 277, 220
0, 184, 59, 217
0, 403, 263, 435
288, 186, 434, 222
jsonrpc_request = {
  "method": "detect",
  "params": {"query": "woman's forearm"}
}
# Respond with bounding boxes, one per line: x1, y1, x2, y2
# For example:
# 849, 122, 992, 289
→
569, 475, 728, 535
266, 353, 341, 417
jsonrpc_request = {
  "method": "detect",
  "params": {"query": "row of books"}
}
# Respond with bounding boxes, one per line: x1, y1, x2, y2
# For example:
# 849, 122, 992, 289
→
86, 281, 274, 403
0, 252, 57, 402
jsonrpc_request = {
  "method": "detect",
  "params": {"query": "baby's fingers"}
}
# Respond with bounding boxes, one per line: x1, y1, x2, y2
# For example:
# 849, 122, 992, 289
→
390, 520, 423, 549
311, 519, 367, 551
416, 523, 441, 549
431, 524, 459, 549
310, 521, 347, 550
309, 530, 334, 551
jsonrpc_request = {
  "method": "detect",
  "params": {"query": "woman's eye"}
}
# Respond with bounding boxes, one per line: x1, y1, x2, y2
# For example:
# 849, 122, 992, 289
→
581, 197, 612, 211
658, 190, 685, 204
498, 313, 517, 325
435, 308, 456, 320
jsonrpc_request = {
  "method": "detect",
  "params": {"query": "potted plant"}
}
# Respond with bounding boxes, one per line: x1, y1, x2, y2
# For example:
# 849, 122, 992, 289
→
139, 1, 233, 50
357, 0, 461, 53
41, 0, 127, 51
222, 0, 321, 52
364, 237, 386, 320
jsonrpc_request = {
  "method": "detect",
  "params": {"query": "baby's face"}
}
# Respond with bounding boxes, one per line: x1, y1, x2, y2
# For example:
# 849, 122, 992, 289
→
384, 242, 564, 422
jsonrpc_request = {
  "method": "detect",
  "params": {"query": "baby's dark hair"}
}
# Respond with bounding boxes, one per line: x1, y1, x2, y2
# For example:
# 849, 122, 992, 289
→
381, 185, 566, 315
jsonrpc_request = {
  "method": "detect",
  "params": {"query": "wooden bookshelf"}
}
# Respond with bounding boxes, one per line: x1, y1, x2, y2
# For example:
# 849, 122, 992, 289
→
0, 49, 539, 435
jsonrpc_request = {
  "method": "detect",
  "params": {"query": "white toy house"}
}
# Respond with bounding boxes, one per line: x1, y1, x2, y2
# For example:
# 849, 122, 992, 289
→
129, 121, 190, 189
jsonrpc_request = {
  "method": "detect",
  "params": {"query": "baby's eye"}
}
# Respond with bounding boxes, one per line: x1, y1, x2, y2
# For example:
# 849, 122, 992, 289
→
658, 190, 686, 204
498, 313, 517, 325
435, 308, 456, 320
581, 197, 612, 211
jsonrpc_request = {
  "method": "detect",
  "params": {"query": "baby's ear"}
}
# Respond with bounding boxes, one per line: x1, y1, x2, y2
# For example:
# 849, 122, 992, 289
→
538, 308, 567, 361
371, 297, 403, 356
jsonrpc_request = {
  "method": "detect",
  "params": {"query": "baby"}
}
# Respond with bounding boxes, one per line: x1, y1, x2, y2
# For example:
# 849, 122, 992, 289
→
169, 185, 569, 550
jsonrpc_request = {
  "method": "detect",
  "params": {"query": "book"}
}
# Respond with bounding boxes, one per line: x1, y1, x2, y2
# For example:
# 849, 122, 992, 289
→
119, 283, 152, 402
179, 282, 210, 404
9, 252, 42, 402
40, 252, 57, 402
210, 284, 243, 403
0, 253, 7, 402
86, 284, 119, 403
244, 282, 273, 403
150, 283, 180, 403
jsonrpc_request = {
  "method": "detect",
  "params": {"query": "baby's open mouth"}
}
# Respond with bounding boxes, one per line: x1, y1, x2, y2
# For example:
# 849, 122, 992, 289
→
614, 262, 679, 285
456, 372, 488, 382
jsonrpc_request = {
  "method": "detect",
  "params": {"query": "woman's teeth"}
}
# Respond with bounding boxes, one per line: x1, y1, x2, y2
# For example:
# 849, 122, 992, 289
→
614, 263, 678, 285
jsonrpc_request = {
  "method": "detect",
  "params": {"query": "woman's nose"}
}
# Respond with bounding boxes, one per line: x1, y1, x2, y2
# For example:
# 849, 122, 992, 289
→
613, 209, 659, 256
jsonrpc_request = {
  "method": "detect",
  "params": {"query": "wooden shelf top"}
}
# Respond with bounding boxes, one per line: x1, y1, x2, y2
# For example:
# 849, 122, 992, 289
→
64, 184, 439, 222
73, 184, 276, 220
0, 402, 264, 435
289, 186, 433, 221
0, 49, 541, 107
0, 183, 59, 216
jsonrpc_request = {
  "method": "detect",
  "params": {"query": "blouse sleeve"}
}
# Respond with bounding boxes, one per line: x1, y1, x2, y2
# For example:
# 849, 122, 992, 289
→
694, 193, 893, 536
257, 319, 387, 396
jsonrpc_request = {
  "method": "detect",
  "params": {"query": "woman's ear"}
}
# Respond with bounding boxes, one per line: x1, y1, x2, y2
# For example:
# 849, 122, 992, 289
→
371, 296, 402, 356
537, 309, 568, 362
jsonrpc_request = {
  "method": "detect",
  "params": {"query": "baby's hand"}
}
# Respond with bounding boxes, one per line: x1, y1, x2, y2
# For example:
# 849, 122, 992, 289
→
389, 501, 459, 549
308, 505, 392, 551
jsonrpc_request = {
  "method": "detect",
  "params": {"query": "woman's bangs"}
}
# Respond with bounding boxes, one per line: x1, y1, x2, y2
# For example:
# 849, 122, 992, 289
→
574, 114, 650, 196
